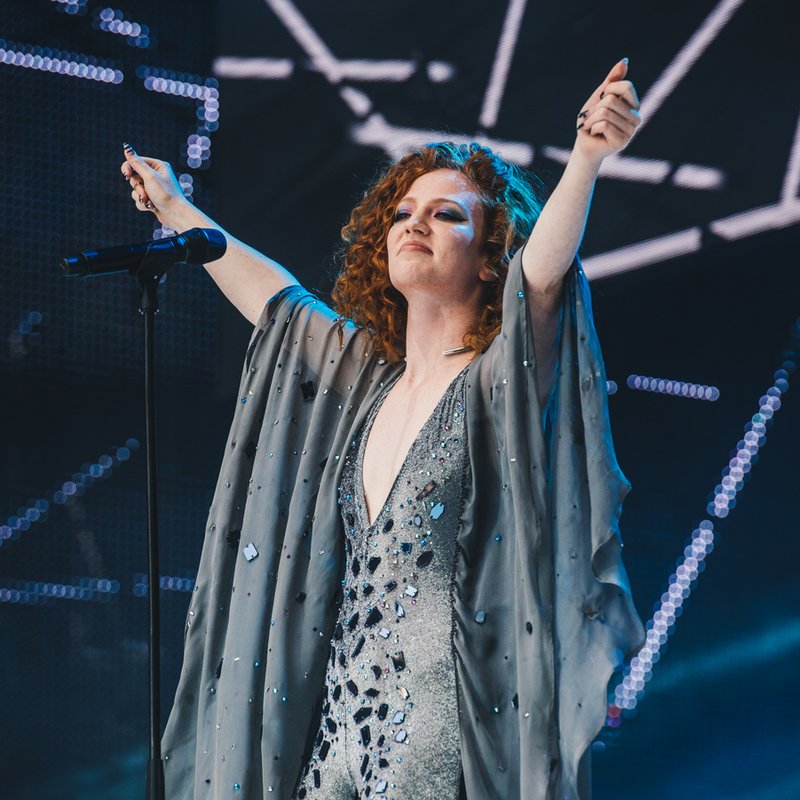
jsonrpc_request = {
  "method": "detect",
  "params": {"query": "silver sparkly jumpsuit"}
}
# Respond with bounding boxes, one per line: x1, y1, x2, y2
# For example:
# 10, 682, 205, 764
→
293, 365, 470, 800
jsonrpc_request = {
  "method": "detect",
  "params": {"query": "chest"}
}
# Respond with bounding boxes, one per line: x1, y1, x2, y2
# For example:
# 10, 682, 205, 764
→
361, 386, 441, 526
362, 372, 463, 524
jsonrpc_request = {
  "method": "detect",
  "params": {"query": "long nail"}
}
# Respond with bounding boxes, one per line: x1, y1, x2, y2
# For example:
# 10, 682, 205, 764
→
577, 123, 584, 130
578, 110, 588, 118
123, 142, 136, 155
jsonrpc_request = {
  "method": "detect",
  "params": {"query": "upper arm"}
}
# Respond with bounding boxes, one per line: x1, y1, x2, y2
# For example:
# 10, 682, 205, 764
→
525, 276, 563, 410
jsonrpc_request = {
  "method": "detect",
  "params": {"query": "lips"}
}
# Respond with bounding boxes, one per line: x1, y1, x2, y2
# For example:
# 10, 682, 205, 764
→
400, 240, 432, 254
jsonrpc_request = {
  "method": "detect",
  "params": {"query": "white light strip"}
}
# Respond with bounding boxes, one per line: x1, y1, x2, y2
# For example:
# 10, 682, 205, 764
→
263, 0, 343, 83
212, 56, 454, 84
709, 199, 800, 240
541, 146, 725, 190
0, 577, 120, 605
351, 112, 533, 165
213, 56, 293, 79
671, 163, 725, 190
0, 41, 123, 83
780, 112, 800, 202
582, 228, 701, 280
339, 86, 372, 117
636, 0, 746, 134
320, 59, 415, 82
626, 374, 720, 401
479, 0, 528, 130
0, 441, 138, 546
610, 365, 792, 717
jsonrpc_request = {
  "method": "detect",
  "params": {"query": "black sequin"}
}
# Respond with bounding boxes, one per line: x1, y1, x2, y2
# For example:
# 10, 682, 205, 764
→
364, 607, 383, 628
225, 529, 241, 550
300, 380, 316, 401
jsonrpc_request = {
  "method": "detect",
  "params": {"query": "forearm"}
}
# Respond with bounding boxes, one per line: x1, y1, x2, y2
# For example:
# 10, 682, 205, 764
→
522, 150, 601, 292
170, 201, 299, 325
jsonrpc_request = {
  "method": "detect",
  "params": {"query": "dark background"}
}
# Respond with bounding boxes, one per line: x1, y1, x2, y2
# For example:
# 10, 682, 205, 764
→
1, 1, 798, 798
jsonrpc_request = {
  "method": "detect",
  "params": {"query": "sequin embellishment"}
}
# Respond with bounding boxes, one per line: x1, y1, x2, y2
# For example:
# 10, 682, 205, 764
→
294, 365, 469, 800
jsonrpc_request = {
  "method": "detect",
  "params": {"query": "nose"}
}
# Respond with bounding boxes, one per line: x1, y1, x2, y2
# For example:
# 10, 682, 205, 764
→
404, 214, 428, 234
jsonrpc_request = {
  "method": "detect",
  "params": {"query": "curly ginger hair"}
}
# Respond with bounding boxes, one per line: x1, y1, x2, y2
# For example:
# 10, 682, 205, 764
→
331, 142, 545, 364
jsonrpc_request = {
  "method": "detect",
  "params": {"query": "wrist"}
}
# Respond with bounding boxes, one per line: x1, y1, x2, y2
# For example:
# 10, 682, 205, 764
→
162, 197, 207, 232
567, 147, 604, 178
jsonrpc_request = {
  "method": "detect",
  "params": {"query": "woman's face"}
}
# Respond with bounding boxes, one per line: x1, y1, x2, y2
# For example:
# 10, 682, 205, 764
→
386, 169, 495, 301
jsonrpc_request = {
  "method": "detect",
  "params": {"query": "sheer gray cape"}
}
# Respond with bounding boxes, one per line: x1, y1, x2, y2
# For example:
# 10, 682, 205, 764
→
161, 248, 644, 799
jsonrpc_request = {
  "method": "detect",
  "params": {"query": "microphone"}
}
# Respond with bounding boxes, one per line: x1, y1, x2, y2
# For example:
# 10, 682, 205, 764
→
61, 227, 227, 278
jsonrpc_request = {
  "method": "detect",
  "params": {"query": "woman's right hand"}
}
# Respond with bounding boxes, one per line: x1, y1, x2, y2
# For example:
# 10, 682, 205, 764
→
120, 143, 188, 229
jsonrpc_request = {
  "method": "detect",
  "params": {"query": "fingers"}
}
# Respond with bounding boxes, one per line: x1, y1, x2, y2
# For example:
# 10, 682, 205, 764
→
130, 187, 154, 212
602, 80, 640, 110
580, 95, 640, 136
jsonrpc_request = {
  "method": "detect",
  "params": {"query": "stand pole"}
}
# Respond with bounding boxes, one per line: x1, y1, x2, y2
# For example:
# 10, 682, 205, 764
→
141, 273, 165, 800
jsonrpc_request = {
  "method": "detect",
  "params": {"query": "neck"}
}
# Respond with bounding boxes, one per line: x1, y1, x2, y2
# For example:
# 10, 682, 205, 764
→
400, 298, 478, 387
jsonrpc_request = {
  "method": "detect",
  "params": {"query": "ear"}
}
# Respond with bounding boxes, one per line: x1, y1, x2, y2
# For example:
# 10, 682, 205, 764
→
478, 261, 499, 283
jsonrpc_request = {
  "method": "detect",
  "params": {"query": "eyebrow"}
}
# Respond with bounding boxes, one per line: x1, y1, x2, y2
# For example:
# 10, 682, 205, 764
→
399, 196, 469, 216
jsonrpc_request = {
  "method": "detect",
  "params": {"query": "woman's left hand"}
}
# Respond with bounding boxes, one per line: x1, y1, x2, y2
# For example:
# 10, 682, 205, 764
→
574, 59, 641, 166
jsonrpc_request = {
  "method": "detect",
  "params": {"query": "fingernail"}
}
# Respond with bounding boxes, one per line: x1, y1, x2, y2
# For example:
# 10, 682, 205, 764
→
123, 142, 136, 155
622, 57, 629, 64
145, 201, 154, 210
576, 123, 584, 130
578, 110, 588, 118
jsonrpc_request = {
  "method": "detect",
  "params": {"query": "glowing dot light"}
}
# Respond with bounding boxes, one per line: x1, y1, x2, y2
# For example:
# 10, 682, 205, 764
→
5, 310, 44, 362
0, 440, 139, 546
132, 573, 196, 596
626, 373, 720, 401
0, 577, 120, 605
609, 361, 793, 721
137, 66, 220, 169
707, 370, 788, 518
0, 40, 123, 83
607, 380, 618, 396
95, 8, 152, 48
49, 0, 88, 14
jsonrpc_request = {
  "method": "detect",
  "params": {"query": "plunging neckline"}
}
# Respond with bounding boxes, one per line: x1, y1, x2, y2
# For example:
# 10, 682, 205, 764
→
357, 364, 470, 529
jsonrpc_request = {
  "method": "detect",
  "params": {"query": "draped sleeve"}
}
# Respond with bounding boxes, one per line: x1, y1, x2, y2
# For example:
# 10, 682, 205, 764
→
161, 285, 398, 799
458, 248, 644, 799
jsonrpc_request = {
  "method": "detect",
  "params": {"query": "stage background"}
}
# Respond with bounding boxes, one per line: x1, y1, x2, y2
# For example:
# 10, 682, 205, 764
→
1, 1, 798, 798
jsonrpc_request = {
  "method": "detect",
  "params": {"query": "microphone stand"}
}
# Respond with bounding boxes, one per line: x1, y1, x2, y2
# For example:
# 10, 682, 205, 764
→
61, 227, 226, 800
138, 266, 165, 800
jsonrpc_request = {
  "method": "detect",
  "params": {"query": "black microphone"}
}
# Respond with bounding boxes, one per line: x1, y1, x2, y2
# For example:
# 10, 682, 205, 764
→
61, 227, 227, 278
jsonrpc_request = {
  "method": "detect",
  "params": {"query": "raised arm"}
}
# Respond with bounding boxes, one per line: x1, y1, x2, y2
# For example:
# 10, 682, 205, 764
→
523, 58, 641, 407
120, 145, 298, 325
